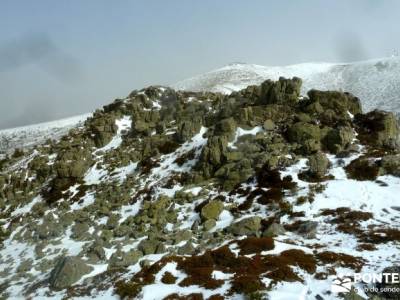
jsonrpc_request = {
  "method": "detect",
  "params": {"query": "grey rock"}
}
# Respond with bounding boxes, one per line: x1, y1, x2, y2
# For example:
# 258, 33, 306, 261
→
49, 256, 93, 290
177, 242, 195, 255
227, 216, 262, 236
296, 221, 318, 239
308, 152, 330, 177
263, 119, 275, 131
108, 249, 143, 269
263, 223, 285, 237
203, 219, 216, 231
201, 200, 224, 221
381, 154, 400, 177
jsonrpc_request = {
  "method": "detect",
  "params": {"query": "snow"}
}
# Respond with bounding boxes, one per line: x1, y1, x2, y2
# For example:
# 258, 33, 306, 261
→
140, 261, 233, 300
70, 192, 96, 211
43, 226, 86, 258
228, 126, 263, 149
97, 116, 131, 152
110, 161, 138, 183
0, 113, 91, 156
1, 61, 400, 299
10, 195, 42, 217
183, 186, 203, 196
119, 200, 143, 224
212, 210, 234, 232
145, 126, 208, 190
84, 163, 108, 185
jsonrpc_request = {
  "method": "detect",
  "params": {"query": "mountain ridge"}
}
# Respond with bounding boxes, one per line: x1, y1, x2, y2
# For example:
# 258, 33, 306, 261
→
174, 56, 400, 114
1, 57, 399, 157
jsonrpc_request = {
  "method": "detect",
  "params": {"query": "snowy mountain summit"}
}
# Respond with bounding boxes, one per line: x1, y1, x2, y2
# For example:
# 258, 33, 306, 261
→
174, 57, 400, 116
1, 77, 400, 299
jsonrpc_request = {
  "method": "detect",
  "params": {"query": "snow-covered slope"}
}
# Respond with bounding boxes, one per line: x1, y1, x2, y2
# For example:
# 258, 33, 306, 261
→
173, 57, 400, 115
1, 81, 399, 300
0, 114, 91, 158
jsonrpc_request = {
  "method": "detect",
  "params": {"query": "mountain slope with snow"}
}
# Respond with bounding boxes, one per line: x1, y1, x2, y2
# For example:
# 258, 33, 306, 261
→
174, 57, 400, 115
0, 114, 91, 158
1, 79, 399, 299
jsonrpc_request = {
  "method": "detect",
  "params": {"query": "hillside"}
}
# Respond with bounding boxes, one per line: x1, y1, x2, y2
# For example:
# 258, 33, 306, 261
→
0, 114, 91, 159
0, 78, 400, 299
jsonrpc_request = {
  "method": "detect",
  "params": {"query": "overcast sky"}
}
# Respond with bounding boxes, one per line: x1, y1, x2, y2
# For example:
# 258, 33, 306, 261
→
1, 0, 400, 129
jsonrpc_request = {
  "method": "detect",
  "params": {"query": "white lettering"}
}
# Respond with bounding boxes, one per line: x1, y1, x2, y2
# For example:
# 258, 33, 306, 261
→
354, 273, 362, 283
362, 273, 372, 283
382, 273, 391, 282
372, 273, 383, 283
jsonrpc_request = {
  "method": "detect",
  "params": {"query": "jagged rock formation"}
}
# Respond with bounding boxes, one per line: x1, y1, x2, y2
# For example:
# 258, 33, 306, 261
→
0, 78, 399, 299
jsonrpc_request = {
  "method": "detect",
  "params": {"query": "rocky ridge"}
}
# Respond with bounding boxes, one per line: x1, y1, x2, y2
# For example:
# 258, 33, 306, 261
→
0, 78, 399, 299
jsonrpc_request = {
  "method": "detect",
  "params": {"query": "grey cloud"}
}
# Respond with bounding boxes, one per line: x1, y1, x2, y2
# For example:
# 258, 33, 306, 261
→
334, 32, 369, 62
0, 33, 81, 82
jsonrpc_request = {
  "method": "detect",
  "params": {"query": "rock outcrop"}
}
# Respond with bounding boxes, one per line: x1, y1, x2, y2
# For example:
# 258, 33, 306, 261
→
49, 256, 93, 290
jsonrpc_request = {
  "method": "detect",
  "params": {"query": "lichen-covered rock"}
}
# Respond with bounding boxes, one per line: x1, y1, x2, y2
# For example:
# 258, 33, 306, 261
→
287, 122, 321, 144
263, 119, 275, 131
175, 117, 203, 143
137, 239, 165, 255
308, 152, 330, 178
380, 154, 400, 177
71, 222, 90, 241
215, 118, 236, 139
203, 219, 216, 231
307, 90, 362, 116
108, 249, 143, 269
287, 122, 321, 153
263, 223, 285, 237
296, 221, 318, 239
54, 148, 92, 179
49, 256, 93, 290
86, 241, 106, 262
177, 242, 195, 255
227, 216, 262, 236
28, 156, 51, 181
200, 136, 228, 175
260, 77, 302, 105
355, 110, 400, 149
201, 200, 224, 221
36, 221, 63, 240
323, 126, 354, 153
86, 113, 118, 147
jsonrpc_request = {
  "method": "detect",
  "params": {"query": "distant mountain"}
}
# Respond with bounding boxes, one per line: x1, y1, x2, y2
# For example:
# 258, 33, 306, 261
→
0, 114, 90, 158
174, 57, 400, 115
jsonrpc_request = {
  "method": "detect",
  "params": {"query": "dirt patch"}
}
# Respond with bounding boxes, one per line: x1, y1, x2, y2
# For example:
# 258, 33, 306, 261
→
316, 251, 365, 272
161, 271, 177, 284
320, 207, 374, 236
237, 237, 275, 255
360, 227, 400, 244
164, 293, 204, 300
